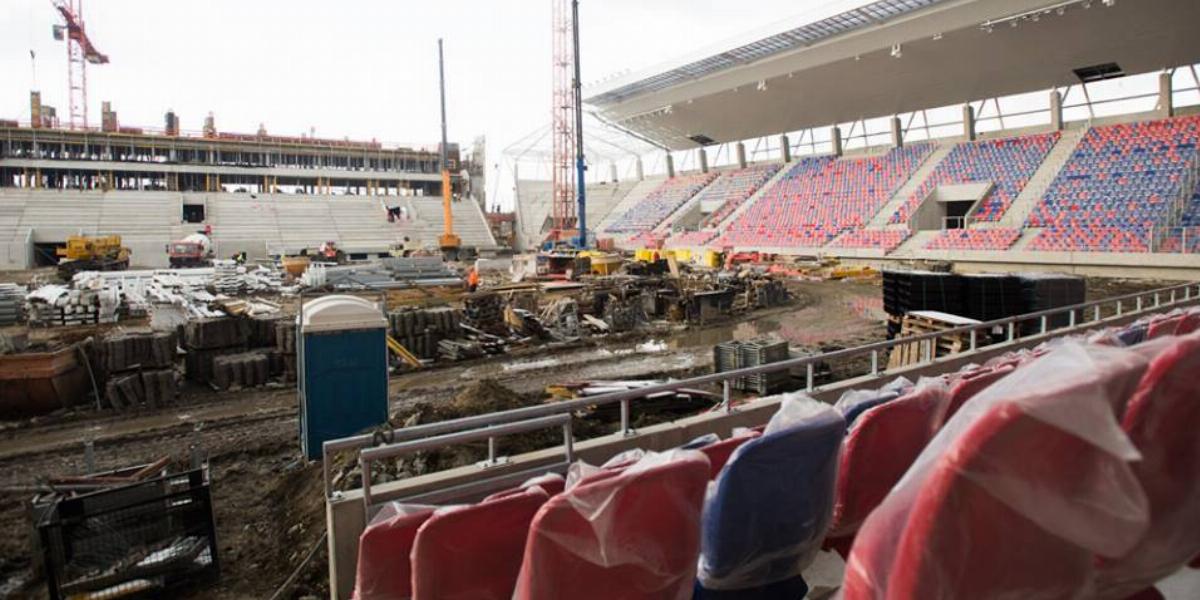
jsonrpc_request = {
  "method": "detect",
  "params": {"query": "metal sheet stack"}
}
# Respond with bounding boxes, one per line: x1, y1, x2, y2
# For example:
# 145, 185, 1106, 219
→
211, 260, 245, 294
1018, 273, 1086, 330
24, 274, 121, 326
0, 283, 23, 325
388, 307, 463, 359
713, 337, 790, 394
960, 274, 1023, 322
304, 257, 462, 290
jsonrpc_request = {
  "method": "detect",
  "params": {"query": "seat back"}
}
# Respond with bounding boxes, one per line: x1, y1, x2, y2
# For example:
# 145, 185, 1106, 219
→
1098, 332, 1200, 598
944, 364, 1014, 420
844, 343, 1150, 600
1146, 314, 1185, 339
699, 432, 760, 479
513, 451, 710, 600
697, 402, 845, 592
484, 473, 565, 502
412, 488, 549, 600
353, 504, 437, 600
836, 388, 902, 428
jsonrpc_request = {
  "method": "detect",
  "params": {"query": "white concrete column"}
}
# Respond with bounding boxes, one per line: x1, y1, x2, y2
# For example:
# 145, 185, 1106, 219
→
635, 157, 645, 181
665, 153, 676, 178
609, 162, 618, 183
962, 104, 976, 141
699, 148, 709, 174
779, 135, 791, 163
831, 126, 843, 157
1049, 90, 1063, 131
736, 142, 747, 169
1159, 71, 1174, 118
890, 116, 903, 148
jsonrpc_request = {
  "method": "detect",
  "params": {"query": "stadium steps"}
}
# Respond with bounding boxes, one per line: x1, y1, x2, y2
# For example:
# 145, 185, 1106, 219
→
1010, 227, 1044, 251
596, 176, 665, 234
651, 172, 726, 234
407, 196, 497, 250
698, 161, 797, 232
513, 180, 552, 250
993, 125, 1089, 228
887, 230, 940, 258
868, 143, 954, 229
0, 192, 29, 243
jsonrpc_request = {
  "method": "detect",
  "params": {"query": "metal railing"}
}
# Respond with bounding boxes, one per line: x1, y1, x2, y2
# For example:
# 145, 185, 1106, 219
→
326, 280, 1200, 503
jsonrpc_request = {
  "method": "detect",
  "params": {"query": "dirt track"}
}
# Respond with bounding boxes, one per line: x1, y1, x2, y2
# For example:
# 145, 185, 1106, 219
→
0, 279, 912, 599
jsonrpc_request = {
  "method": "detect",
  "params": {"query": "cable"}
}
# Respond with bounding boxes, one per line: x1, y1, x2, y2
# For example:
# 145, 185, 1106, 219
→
266, 531, 327, 600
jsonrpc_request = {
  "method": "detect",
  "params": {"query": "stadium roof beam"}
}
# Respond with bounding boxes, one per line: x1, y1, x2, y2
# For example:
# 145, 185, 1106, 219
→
585, 0, 1200, 150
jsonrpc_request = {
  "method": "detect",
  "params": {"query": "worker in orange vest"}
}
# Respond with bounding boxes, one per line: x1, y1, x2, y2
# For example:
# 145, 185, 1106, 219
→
466, 267, 480, 292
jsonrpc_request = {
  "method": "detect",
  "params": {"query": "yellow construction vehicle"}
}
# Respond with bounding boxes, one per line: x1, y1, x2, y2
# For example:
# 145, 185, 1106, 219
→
436, 39, 463, 260
56, 235, 131, 279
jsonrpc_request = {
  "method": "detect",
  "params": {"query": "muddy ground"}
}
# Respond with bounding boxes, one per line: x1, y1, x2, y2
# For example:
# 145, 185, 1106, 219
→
0, 275, 1179, 599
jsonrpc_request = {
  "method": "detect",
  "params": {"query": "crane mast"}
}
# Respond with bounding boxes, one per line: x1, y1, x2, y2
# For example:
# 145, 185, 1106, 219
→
51, 0, 108, 130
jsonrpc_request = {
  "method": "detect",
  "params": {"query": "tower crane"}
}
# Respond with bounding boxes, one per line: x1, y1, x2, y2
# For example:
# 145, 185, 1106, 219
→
50, 0, 108, 130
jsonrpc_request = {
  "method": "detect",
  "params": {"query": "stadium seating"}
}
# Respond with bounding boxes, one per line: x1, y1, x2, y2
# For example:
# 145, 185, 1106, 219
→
664, 229, 717, 248
606, 172, 718, 233
1029, 116, 1200, 252
513, 451, 710, 600
697, 431, 759, 479
695, 399, 844, 598
716, 145, 931, 248
891, 133, 1058, 224
697, 164, 782, 228
1160, 180, 1200, 253
354, 503, 438, 600
924, 227, 1021, 251
829, 228, 910, 252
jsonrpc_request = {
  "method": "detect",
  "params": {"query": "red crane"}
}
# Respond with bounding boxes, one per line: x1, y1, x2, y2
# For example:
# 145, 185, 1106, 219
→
549, 0, 578, 243
51, 0, 108, 130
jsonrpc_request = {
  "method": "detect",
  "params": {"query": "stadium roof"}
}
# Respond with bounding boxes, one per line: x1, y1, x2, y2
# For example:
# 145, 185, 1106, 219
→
585, 0, 1200, 149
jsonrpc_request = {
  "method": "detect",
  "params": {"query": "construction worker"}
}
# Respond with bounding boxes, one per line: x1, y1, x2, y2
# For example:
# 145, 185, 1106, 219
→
466, 266, 480, 293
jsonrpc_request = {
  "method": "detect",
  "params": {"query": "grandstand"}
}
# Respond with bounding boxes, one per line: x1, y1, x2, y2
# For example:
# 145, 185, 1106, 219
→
0, 121, 496, 268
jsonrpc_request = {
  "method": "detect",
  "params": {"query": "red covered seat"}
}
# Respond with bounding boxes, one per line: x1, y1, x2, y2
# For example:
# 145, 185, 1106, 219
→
1146, 314, 1185, 339
843, 343, 1151, 600
944, 364, 1015, 420
483, 473, 566, 502
1096, 332, 1200, 599
353, 504, 438, 600
513, 451, 711, 600
698, 432, 760, 479
825, 382, 950, 556
412, 487, 550, 600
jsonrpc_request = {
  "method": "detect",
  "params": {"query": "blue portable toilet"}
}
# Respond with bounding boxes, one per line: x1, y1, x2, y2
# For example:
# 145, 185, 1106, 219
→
298, 295, 389, 460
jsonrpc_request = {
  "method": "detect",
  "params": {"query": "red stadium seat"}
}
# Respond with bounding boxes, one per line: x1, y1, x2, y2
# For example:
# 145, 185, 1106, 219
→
412, 487, 550, 600
943, 364, 1016, 420
698, 431, 760, 479
513, 451, 710, 600
353, 504, 438, 600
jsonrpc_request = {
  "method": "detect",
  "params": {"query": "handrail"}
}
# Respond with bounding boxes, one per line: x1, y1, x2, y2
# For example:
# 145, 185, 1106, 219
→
327, 280, 1200, 500
357, 413, 573, 511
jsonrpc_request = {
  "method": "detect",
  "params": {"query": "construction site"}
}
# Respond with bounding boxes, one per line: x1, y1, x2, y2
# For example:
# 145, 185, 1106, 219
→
3, 0, 1200, 599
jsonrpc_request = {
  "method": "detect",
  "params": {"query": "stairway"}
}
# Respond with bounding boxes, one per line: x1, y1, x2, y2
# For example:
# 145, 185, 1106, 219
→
888, 230, 940, 258
1010, 227, 1044, 251
994, 126, 1088, 228
704, 161, 797, 231
869, 143, 954, 229
596, 177, 664, 233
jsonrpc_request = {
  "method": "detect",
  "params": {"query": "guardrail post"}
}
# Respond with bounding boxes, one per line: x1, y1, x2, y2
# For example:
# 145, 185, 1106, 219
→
1136, 296, 1143, 312
1186, 286, 1192, 300
1154, 292, 1160, 307
360, 457, 373, 513
1007, 322, 1015, 341
1094, 305, 1101, 321
486, 436, 497, 466
1040, 315, 1048, 334
1170, 289, 1176, 303
1116, 300, 1123, 316
722, 380, 733, 413
970, 329, 977, 351
620, 399, 631, 436
562, 423, 574, 463
806, 363, 814, 392
870, 350, 879, 376
1069, 310, 1076, 327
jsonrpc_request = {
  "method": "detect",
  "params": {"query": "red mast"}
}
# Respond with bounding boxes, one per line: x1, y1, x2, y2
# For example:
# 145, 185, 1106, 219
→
51, 0, 109, 130
550, 0, 578, 241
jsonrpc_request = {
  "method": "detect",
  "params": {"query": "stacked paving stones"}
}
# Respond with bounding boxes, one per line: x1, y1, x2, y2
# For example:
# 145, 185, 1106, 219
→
388, 307, 463, 360
183, 318, 251, 385
96, 332, 179, 409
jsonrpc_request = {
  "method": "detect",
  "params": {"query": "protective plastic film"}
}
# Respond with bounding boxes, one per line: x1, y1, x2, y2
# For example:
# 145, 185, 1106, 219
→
697, 396, 845, 592
843, 341, 1151, 600
353, 503, 437, 600
514, 449, 711, 600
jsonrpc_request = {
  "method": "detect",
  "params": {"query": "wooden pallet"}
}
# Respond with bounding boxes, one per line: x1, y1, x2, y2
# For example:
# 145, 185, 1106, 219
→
887, 312, 976, 369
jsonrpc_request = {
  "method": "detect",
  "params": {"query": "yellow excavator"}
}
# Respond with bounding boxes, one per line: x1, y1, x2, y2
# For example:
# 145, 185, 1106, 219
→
56, 235, 131, 279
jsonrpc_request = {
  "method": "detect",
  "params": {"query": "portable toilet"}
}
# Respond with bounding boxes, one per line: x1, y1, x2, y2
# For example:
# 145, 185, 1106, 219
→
298, 295, 388, 460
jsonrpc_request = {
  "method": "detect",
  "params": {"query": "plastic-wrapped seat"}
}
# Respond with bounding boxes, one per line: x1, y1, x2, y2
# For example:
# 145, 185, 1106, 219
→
1096, 332, 1200, 599
944, 364, 1015, 420
843, 342, 1151, 600
513, 450, 710, 600
695, 397, 845, 598
825, 381, 949, 557
483, 472, 565, 502
698, 431, 760, 479
412, 487, 549, 600
353, 503, 438, 600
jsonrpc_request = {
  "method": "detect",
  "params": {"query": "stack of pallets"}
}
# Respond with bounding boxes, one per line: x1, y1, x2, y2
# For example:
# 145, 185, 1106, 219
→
887, 310, 980, 369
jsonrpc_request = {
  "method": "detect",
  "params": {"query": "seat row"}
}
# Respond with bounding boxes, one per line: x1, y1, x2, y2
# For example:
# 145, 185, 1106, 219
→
606, 172, 719, 233
351, 303, 1200, 599
829, 229, 911, 252
696, 164, 782, 228
924, 227, 1021, 251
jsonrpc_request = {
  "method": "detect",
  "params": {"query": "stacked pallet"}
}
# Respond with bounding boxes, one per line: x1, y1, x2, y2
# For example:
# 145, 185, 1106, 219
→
961, 274, 1022, 322
713, 338, 790, 394
211, 260, 244, 294
0, 283, 24, 325
887, 310, 981, 369
387, 307, 463, 359
183, 318, 251, 384
95, 331, 179, 410
211, 351, 272, 390
1018, 274, 1086, 330
882, 270, 966, 338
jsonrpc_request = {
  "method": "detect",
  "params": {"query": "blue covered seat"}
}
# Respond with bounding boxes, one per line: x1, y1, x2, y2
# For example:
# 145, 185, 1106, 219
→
695, 398, 845, 599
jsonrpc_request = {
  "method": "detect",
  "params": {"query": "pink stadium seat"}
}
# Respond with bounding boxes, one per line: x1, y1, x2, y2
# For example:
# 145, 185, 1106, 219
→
484, 473, 566, 502
824, 382, 949, 556
1146, 313, 1185, 339
607, 173, 719, 233
1095, 332, 1200, 599
513, 451, 710, 600
843, 343, 1151, 600
353, 504, 438, 600
943, 364, 1015, 420
829, 229, 911, 252
697, 164, 781, 228
412, 487, 550, 600
925, 228, 1021, 251
698, 431, 760, 479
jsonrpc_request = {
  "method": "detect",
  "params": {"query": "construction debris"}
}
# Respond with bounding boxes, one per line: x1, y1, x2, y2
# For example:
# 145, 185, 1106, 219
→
714, 337, 791, 394
0, 282, 24, 325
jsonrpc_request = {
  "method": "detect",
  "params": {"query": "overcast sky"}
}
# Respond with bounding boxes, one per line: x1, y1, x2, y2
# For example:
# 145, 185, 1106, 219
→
1, 1, 808, 175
